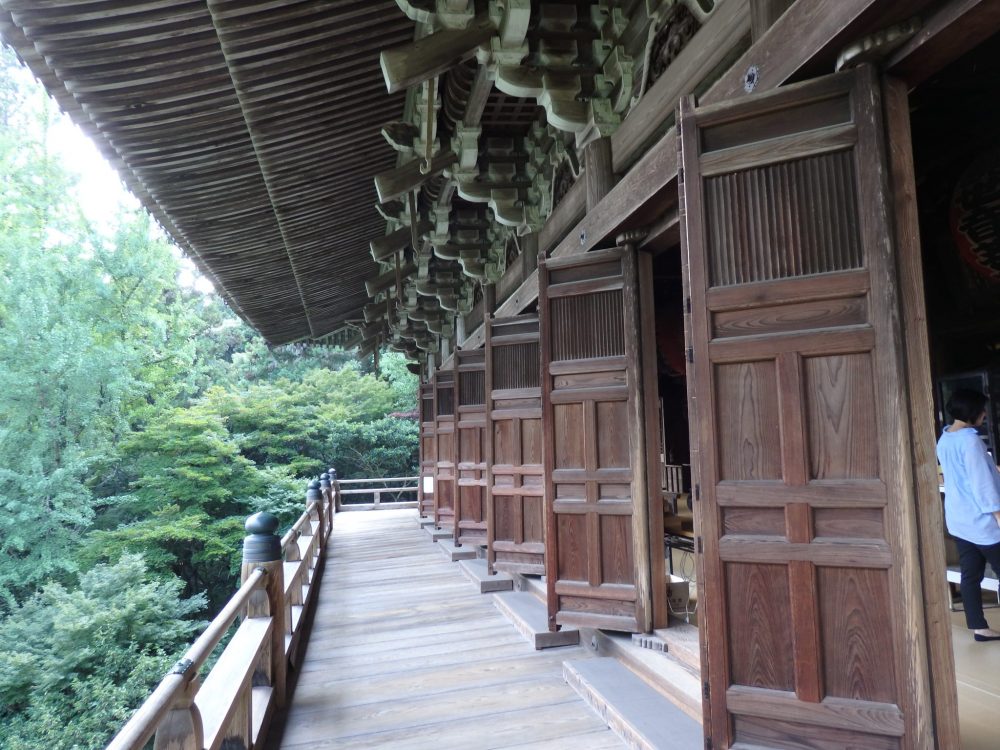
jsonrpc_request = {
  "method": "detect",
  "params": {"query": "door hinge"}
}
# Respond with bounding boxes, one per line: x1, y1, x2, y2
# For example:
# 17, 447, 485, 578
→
694, 483, 700, 501
696, 536, 703, 554
703, 680, 710, 701
678, 166, 684, 185
685, 296, 691, 314
704, 737, 712, 750
686, 347, 694, 363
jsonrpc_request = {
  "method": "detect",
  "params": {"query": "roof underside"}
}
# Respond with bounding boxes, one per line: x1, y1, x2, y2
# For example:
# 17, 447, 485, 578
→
0, 0, 413, 344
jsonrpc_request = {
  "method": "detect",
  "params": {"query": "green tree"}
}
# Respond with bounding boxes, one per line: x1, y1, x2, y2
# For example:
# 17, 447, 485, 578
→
0, 554, 204, 750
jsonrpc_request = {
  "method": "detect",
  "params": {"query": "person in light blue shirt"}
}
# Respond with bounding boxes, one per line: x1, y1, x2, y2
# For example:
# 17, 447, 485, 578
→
937, 388, 1000, 641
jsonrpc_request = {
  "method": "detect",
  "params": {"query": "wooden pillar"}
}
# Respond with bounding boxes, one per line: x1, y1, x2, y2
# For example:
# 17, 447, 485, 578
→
520, 233, 538, 279
483, 282, 496, 317
240, 512, 287, 709
583, 136, 614, 211
882, 73, 961, 749
749, 0, 795, 41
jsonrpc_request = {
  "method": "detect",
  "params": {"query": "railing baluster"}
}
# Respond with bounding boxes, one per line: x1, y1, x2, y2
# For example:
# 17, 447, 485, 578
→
241, 513, 286, 711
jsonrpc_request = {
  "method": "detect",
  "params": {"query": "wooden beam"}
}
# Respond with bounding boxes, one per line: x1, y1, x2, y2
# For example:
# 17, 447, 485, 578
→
886, 0, 1000, 87
374, 151, 458, 203
380, 17, 494, 94
370, 221, 433, 262
463, 64, 495, 127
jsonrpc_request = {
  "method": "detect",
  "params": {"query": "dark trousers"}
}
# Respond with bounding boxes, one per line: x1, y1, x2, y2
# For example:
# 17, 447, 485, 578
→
954, 536, 1000, 629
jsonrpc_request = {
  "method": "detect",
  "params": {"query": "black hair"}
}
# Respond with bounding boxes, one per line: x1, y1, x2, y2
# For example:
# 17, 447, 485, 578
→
946, 388, 989, 424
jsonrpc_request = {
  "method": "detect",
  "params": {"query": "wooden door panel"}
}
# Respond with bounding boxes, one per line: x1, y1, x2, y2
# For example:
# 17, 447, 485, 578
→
486, 315, 544, 575
418, 383, 435, 517
540, 247, 664, 633
679, 66, 947, 748
455, 348, 487, 547
433, 369, 455, 532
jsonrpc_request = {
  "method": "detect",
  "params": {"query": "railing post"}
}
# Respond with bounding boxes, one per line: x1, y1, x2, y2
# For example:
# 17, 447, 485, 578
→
306, 480, 322, 570
152, 667, 202, 750
241, 512, 287, 709
329, 466, 340, 514
319, 472, 331, 543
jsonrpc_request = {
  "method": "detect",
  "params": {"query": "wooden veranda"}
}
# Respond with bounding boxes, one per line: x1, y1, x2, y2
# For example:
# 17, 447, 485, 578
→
273, 508, 626, 750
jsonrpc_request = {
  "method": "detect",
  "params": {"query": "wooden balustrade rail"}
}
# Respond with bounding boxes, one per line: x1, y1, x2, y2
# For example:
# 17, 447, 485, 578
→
105, 472, 341, 750
337, 475, 418, 509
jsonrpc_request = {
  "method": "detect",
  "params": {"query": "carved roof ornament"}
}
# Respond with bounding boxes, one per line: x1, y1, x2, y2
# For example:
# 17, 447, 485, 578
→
552, 146, 581, 212
646, 3, 701, 89
493, 2, 635, 149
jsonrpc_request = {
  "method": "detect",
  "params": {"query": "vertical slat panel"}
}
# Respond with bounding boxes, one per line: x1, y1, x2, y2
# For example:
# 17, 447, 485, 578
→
705, 151, 863, 286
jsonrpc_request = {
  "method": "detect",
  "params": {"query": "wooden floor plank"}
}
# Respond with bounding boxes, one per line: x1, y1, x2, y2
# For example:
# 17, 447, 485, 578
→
276, 509, 625, 749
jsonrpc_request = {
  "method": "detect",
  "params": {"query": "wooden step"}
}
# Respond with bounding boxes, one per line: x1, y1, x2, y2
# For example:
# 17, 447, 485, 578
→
416, 515, 436, 528
511, 572, 548, 603
655, 620, 701, 674
493, 591, 579, 650
436, 538, 478, 561
458, 558, 514, 593
593, 630, 702, 722
564, 658, 703, 750
422, 526, 453, 541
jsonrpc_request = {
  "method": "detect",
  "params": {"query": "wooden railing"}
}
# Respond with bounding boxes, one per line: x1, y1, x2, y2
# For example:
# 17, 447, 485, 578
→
338, 475, 418, 510
106, 469, 340, 750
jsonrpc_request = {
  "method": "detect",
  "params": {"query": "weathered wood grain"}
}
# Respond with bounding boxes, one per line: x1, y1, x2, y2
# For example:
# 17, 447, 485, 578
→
275, 509, 621, 750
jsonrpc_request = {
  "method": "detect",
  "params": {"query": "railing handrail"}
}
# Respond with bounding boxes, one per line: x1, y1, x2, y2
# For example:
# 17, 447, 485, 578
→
336, 476, 417, 485
105, 470, 341, 750
339, 485, 415, 494
106, 567, 268, 750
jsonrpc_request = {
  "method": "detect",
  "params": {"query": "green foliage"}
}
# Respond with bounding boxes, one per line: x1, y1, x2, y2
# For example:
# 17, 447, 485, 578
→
0, 47, 421, 746
0, 554, 204, 749
325, 417, 420, 480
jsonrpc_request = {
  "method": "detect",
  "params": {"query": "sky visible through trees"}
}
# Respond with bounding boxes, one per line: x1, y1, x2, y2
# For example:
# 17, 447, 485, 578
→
0, 47, 418, 748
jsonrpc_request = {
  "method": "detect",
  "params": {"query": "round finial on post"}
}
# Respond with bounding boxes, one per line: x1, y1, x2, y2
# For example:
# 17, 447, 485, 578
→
319, 473, 331, 489
328, 468, 337, 481
307, 480, 322, 501
243, 512, 282, 563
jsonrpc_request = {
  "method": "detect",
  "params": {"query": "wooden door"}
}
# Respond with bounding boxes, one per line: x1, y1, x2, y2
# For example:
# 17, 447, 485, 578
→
454, 348, 487, 547
539, 247, 665, 633
419, 383, 436, 518
485, 315, 545, 575
434, 368, 456, 533
679, 66, 951, 748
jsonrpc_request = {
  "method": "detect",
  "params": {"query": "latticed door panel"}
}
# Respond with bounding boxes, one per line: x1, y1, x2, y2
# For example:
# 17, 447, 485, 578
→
434, 368, 456, 532
419, 383, 436, 517
486, 315, 545, 575
540, 247, 663, 633
455, 349, 487, 546
679, 67, 942, 748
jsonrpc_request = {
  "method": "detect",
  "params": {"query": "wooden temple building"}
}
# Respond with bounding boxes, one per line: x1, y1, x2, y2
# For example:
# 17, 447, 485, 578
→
6, 0, 1000, 747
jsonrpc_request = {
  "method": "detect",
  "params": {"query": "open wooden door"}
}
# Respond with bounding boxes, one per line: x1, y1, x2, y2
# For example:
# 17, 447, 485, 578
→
454, 348, 487, 547
679, 66, 955, 748
485, 314, 544, 575
418, 382, 435, 518
433, 367, 456, 533
539, 247, 665, 633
